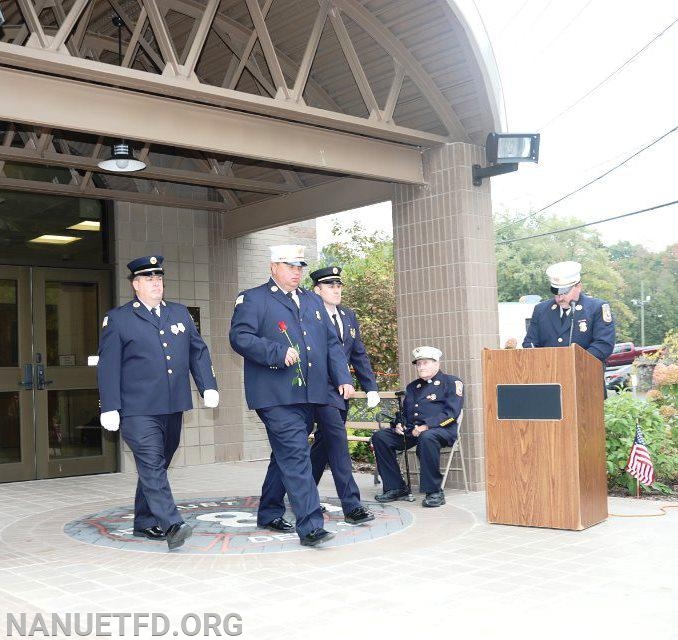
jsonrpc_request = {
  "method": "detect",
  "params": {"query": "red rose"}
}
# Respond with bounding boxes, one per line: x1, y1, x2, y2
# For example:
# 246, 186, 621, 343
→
278, 321, 287, 332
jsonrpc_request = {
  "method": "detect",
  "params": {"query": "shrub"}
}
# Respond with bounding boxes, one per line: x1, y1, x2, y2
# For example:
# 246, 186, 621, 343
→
604, 392, 678, 494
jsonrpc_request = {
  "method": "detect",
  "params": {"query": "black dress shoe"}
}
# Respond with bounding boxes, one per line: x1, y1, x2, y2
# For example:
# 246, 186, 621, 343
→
299, 528, 334, 547
166, 522, 193, 550
263, 517, 295, 532
344, 506, 375, 525
133, 525, 166, 540
375, 487, 409, 503
422, 491, 446, 507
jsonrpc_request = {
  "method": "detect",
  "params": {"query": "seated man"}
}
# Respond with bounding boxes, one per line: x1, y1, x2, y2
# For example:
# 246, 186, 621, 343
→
371, 346, 463, 507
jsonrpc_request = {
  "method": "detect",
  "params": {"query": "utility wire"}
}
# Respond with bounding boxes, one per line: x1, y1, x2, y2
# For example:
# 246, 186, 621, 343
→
538, 17, 678, 131
496, 200, 678, 246
495, 125, 677, 233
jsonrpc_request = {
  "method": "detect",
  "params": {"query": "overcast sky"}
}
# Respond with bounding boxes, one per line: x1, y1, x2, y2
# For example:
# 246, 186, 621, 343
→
318, 0, 677, 253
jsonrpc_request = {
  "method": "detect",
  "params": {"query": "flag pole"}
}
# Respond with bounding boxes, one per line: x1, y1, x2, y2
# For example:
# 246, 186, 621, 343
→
636, 478, 640, 499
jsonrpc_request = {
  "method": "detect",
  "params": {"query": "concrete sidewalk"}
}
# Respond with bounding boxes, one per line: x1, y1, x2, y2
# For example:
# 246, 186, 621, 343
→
1, 461, 677, 639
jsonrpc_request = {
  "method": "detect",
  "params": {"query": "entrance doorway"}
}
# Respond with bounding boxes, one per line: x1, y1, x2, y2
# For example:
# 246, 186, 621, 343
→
0, 266, 117, 482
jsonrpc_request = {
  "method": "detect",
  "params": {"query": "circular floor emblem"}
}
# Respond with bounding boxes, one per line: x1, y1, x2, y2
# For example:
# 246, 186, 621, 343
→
64, 496, 413, 554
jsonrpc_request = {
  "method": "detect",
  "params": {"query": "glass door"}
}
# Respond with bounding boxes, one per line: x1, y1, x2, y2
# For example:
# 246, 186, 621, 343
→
0, 267, 34, 482
0, 266, 117, 482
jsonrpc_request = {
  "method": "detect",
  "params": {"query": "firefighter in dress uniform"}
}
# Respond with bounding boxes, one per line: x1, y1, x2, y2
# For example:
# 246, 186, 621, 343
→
308, 266, 380, 525
371, 346, 463, 508
229, 245, 354, 547
523, 261, 615, 363
98, 256, 218, 551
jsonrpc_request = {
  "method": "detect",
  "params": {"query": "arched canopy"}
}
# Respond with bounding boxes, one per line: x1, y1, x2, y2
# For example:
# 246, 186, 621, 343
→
0, 0, 504, 231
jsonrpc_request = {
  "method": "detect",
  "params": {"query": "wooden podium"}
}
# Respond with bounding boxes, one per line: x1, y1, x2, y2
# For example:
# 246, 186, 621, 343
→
482, 345, 608, 530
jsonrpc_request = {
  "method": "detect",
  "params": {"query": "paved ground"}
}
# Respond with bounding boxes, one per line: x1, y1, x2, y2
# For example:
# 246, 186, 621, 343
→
1, 461, 677, 639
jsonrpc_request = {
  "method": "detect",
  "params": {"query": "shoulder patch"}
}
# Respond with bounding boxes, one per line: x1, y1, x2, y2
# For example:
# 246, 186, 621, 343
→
455, 380, 463, 397
235, 294, 244, 307
601, 303, 612, 323
102, 316, 108, 328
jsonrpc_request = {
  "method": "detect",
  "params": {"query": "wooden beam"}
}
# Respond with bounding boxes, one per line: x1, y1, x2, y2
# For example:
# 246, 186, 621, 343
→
181, 0, 219, 78
223, 177, 393, 238
383, 62, 405, 123
244, 0, 289, 99
0, 146, 296, 194
0, 42, 449, 147
0, 67, 426, 184
141, 0, 180, 75
226, 0, 274, 90
329, 7, 381, 120
0, 176, 228, 211
291, 0, 330, 103
49, 0, 89, 51
335, 0, 468, 140
16, 0, 49, 48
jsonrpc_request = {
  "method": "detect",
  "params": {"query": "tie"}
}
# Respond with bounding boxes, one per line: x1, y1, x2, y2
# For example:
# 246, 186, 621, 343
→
332, 313, 343, 342
561, 308, 570, 328
286, 291, 299, 309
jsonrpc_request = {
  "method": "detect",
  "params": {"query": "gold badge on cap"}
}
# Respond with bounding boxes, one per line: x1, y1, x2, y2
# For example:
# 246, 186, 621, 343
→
578, 320, 588, 332
150, 256, 157, 264
602, 303, 612, 323
332, 267, 338, 274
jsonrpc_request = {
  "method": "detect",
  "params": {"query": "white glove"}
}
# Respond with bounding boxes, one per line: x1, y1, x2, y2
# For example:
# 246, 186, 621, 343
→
203, 389, 219, 408
100, 410, 120, 431
366, 391, 381, 409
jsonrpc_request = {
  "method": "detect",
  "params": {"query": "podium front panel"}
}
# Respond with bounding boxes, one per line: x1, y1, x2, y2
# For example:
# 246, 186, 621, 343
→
482, 346, 606, 530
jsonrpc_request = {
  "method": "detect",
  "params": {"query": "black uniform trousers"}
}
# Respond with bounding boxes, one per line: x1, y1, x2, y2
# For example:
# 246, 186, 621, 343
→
120, 413, 184, 532
372, 426, 456, 494
256, 404, 324, 538
310, 405, 361, 515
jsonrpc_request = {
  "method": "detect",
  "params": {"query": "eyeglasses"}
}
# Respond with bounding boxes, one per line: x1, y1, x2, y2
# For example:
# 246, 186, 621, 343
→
138, 275, 163, 282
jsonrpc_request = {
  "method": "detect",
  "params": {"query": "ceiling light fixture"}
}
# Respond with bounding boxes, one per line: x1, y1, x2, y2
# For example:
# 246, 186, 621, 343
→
29, 235, 82, 245
68, 220, 101, 231
96, 14, 146, 174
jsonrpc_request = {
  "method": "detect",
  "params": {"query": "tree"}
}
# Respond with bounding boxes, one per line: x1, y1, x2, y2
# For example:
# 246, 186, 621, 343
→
608, 241, 678, 345
494, 212, 635, 339
307, 221, 399, 389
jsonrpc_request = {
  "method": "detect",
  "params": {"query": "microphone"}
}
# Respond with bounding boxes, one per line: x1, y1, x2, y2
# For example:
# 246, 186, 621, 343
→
568, 300, 576, 346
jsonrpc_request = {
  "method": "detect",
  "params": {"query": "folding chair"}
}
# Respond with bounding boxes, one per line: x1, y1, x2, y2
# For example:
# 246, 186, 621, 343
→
407, 410, 469, 493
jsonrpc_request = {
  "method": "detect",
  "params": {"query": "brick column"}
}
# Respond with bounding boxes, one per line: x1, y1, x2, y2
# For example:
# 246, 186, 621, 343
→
392, 142, 499, 490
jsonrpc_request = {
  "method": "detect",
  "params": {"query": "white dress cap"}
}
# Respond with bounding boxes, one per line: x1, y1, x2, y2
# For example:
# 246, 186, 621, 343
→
411, 346, 443, 363
269, 245, 307, 266
546, 261, 581, 293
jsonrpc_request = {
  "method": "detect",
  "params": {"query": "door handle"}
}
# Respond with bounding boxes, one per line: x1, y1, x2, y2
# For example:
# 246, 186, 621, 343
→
36, 364, 53, 390
18, 363, 34, 390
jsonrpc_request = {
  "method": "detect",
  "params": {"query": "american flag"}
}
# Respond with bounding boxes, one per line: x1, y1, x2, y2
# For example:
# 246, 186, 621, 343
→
626, 423, 655, 486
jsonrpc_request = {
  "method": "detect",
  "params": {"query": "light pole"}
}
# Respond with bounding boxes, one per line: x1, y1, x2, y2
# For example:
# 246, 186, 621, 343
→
631, 281, 651, 346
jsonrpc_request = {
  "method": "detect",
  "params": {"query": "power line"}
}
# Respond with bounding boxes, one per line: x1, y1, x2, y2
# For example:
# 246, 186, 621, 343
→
538, 17, 678, 131
496, 200, 678, 246
495, 125, 677, 233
